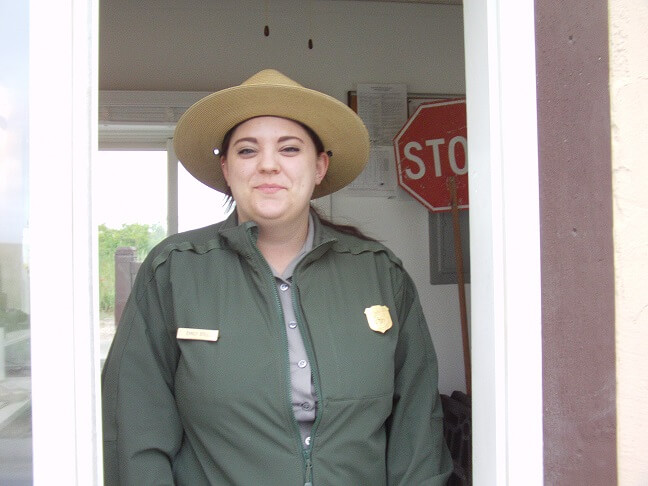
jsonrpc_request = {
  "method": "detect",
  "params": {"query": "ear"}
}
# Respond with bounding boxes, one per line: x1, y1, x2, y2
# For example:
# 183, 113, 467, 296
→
220, 156, 229, 184
314, 152, 330, 185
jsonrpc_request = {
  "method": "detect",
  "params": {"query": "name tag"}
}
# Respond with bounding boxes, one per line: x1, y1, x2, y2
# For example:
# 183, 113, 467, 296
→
177, 328, 220, 342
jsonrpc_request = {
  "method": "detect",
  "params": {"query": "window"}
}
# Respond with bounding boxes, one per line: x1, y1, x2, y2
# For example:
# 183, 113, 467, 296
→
0, 2, 31, 483
177, 161, 230, 232
94, 148, 231, 361
94, 151, 167, 361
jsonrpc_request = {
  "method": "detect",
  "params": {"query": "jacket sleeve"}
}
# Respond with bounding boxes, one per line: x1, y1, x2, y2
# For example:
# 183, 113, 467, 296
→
386, 268, 454, 485
101, 259, 182, 486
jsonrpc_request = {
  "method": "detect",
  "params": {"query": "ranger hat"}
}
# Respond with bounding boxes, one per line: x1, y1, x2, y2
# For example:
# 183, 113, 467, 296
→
173, 69, 370, 199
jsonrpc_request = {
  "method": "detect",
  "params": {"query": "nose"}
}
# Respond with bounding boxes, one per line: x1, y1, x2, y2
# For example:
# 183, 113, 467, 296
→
257, 148, 280, 173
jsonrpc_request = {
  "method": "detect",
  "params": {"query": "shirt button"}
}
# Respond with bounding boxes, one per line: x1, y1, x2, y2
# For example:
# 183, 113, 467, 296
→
301, 402, 312, 411
279, 282, 290, 291
297, 360, 308, 368
305, 436, 311, 446
289, 321, 298, 329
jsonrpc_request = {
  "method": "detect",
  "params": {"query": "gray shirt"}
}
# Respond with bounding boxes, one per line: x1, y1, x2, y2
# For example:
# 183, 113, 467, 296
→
271, 215, 317, 448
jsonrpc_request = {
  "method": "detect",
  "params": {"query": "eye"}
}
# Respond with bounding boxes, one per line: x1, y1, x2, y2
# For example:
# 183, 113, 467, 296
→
236, 147, 256, 156
281, 146, 300, 154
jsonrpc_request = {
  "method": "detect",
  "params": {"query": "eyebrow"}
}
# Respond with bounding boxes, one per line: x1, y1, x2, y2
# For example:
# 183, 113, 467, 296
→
232, 135, 305, 145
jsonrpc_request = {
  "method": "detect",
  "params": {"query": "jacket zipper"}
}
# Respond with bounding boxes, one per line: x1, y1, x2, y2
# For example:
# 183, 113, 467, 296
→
292, 238, 333, 485
291, 272, 324, 486
304, 454, 313, 486
246, 228, 320, 486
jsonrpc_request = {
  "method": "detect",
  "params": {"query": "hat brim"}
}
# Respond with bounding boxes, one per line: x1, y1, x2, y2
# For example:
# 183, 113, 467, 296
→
173, 83, 370, 199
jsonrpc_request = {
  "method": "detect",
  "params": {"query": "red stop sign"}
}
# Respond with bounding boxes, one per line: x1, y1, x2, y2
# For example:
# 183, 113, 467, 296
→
393, 99, 468, 212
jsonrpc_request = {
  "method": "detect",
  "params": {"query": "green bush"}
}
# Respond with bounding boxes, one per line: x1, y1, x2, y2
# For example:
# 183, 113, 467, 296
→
0, 308, 29, 333
98, 223, 165, 312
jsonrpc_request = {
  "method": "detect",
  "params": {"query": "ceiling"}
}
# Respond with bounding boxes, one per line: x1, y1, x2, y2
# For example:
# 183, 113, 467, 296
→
99, 0, 465, 92
353, 0, 462, 4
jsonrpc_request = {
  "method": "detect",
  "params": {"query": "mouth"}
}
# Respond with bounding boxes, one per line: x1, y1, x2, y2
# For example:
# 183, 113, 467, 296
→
254, 183, 285, 194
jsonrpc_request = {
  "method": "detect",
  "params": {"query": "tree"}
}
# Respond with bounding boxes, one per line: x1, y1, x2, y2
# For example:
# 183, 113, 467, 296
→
98, 223, 165, 312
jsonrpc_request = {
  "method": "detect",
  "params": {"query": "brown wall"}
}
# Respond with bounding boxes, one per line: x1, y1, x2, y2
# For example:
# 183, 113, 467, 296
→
535, 1, 617, 484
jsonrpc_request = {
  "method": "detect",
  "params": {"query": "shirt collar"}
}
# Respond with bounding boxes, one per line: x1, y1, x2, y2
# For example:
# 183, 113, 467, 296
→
273, 213, 315, 280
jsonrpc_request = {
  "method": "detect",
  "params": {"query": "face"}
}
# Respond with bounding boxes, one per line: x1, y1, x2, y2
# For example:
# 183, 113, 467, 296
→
221, 116, 329, 227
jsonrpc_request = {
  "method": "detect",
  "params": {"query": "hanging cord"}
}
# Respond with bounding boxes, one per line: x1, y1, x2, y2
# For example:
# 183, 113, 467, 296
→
264, 0, 269, 36
307, 0, 313, 49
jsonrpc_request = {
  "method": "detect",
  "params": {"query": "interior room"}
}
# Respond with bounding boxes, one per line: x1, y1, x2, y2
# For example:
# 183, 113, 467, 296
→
98, 0, 469, 395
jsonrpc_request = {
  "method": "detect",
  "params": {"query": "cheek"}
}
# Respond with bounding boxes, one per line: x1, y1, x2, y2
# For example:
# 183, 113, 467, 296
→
223, 164, 249, 185
295, 170, 317, 190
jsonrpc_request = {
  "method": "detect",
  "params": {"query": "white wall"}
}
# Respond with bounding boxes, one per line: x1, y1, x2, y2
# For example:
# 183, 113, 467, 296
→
610, 0, 648, 482
100, 0, 467, 393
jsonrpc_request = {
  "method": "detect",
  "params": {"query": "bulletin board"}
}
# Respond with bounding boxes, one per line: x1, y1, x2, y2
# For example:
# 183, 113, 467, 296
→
347, 91, 462, 117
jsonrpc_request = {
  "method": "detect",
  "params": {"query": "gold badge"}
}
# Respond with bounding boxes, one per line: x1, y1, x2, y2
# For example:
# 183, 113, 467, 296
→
177, 328, 219, 342
364, 305, 393, 334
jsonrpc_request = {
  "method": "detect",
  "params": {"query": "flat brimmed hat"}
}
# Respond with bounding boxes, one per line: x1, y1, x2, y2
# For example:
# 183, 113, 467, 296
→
173, 69, 370, 199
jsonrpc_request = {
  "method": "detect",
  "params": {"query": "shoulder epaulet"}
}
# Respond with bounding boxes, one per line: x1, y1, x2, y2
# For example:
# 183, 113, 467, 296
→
144, 222, 225, 273
325, 228, 404, 269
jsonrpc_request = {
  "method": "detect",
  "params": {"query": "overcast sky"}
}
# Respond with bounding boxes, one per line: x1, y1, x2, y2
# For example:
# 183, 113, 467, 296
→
93, 150, 229, 232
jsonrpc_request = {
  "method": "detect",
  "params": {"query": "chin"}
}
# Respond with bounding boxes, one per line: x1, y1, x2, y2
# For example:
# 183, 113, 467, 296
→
251, 202, 292, 222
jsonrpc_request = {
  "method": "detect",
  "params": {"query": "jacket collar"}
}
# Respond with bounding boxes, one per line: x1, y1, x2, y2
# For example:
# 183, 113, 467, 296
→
217, 208, 338, 259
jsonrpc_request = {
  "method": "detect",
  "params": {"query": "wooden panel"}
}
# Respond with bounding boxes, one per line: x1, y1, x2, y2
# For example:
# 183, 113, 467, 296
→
535, 0, 617, 484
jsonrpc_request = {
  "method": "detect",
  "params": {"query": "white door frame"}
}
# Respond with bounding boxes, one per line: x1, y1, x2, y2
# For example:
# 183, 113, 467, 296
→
464, 0, 544, 484
29, 0, 102, 484
26, 0, 543, 484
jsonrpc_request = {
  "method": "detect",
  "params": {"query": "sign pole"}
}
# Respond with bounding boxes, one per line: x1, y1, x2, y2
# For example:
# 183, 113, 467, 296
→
393, 99, 471, 394
448, 176, 471, 395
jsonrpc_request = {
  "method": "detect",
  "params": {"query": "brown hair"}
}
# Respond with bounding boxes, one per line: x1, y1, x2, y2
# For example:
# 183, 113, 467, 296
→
219, 116, 326, 158
219, 117, 375, 241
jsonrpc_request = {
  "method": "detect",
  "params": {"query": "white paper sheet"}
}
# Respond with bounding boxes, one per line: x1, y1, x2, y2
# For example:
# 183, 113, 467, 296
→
346, 84, 408, 196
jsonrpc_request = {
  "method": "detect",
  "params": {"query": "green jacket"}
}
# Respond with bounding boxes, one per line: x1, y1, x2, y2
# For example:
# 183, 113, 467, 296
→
102, 211, 453, 485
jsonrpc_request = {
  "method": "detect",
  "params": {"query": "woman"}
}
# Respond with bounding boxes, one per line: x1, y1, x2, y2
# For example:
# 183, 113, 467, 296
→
102, 69, 453, 485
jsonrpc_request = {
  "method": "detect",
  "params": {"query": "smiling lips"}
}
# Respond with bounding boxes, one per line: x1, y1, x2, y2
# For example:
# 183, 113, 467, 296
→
255, 183, 285, 194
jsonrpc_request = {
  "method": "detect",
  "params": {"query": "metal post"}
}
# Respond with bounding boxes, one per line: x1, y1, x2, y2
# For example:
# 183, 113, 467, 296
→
448, 177, 471, 395
114, 247, 137, 327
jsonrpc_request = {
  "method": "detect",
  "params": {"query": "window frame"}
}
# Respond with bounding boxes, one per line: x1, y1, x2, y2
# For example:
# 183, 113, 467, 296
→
29, 1, 101, 483
98, 90, 212, 235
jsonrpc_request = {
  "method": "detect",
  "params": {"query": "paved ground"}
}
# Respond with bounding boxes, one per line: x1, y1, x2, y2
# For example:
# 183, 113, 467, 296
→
0, 317, 117, 484
0, 376, 31, 485
100, 315, 117, 367
0, 436, 32, 485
